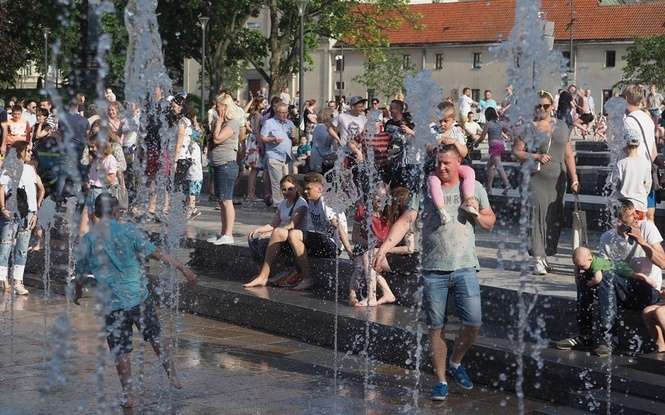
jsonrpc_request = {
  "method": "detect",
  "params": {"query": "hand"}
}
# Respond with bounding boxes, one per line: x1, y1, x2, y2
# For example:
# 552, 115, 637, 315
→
586, 273, 603, 287
28, 214, 37, 230
627, 225, 647, 245
536, 154, 552, 164
570, 180, 580, 194
181, 267, 198, 286
466, 198, 480, 212
73, 283, 83, 305
273, 135, 283, 144
372, 249, 391, 273
0, 208, 10, 220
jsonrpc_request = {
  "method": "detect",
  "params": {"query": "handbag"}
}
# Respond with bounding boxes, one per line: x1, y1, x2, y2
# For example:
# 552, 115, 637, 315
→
628, 114, 661, 192
572, 194, 588, 249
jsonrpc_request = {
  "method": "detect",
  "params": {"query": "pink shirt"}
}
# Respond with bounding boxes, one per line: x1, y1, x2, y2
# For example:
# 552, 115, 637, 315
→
89, 155, 118, 188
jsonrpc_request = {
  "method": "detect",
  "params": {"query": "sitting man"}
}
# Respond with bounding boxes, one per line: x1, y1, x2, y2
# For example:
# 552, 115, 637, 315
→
556, 199, 664, 356
288, 172, 353, 290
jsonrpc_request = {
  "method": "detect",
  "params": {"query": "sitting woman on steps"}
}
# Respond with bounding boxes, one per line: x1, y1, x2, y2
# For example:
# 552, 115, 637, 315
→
244, 175, 308, 288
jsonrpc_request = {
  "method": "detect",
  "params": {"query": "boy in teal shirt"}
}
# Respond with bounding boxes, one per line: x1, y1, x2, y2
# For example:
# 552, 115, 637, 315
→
74, 193, 197, 409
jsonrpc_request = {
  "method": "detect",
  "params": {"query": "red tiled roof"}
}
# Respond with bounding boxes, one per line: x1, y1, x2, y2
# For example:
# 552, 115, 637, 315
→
383, 0, 665, 46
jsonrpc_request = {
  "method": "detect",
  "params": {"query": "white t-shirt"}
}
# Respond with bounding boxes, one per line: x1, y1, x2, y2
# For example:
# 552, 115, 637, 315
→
306, 197, 347, 238
617, 155, 652, 211
187, 142, 203, 181
464, 121, 482, 137
458, 95, 474, 118
277, 196, 307, 227
624, 110, 656, 163
177, 118, 193, 161
0, 164, 39, 212
599, 220, 663, 290
332, 112, 367, 146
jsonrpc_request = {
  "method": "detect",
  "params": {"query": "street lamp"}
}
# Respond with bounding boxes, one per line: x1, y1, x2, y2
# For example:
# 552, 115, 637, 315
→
297, 0, 309, 129
43, 29, 50, 88
335, 53, 344, 101
198, 15, 210, 122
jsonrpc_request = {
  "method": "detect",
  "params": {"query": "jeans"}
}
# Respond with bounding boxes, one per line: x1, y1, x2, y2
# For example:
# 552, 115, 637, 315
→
577, 270, 660, 345
212, 162, 239, 202
0, 213, 34, 268
422, 267, 483, 329
267, 158, 288, 204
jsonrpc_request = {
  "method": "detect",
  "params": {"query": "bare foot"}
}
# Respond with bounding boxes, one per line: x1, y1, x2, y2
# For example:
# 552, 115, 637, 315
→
376, 294, 396, 305
243, 275, 269, 288
292, 277, 314, 291
1, 282, 10, 293
356, 298, 378, 307
349, 291, 359, 306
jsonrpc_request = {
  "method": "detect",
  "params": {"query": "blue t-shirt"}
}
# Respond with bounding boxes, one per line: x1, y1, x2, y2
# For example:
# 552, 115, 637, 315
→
75, 220, 157, 311
260, 117, 295, 162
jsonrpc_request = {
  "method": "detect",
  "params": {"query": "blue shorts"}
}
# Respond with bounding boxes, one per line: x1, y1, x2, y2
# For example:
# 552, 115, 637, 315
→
85, 187, 105, 214
648, 190, 656, 209
189, 180, 202, 196
422, 268, 482, 329
212, 162, 239, 202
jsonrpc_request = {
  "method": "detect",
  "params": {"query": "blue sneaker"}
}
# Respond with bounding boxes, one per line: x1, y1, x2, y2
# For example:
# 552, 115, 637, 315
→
447, 364, 474, 390
431, 382, 448, 401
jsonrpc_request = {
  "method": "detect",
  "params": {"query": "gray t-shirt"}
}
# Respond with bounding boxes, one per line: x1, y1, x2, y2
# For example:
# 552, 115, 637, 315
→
211, 118, 240, 165
417, 180, 490, 272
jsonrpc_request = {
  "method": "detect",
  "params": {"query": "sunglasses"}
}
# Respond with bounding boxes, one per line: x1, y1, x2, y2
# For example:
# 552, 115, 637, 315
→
535, 104, 551, 110
281, 186, 296, 191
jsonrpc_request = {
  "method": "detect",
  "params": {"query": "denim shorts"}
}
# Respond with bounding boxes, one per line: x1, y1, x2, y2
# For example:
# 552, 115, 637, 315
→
422, 267, 482, 329
213, 162, 239, 201
84, 187, 105, 214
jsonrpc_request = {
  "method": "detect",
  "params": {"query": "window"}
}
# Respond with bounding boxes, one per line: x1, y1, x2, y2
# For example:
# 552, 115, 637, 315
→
472, 52, 482, 69
335, 55, 344, 72
605, 50, 616, 68
335, 81, 345, 91
403, 54, 411, 69
435, 53, 444, 70
562, 51, 571, 70
472, 89, 481, 103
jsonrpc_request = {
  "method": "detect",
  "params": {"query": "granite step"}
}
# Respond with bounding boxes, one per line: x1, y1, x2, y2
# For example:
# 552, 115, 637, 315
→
571, 388, 665, 414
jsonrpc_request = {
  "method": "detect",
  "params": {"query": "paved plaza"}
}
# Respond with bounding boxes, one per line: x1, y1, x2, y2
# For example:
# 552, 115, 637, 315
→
0, 292, 545, 415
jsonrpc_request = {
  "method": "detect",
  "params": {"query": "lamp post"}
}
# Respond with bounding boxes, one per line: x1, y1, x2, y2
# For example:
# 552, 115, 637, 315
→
198, 16, 210, 122
43, 30, 50, 88
335, 52, 344, 101
297, 0, 309, 129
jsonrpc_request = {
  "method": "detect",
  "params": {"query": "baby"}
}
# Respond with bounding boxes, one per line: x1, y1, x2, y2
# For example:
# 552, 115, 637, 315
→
572, 246, 655, 287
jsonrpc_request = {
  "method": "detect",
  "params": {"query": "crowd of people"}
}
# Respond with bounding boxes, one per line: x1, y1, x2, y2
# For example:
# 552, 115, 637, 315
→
0, 80, 664, 403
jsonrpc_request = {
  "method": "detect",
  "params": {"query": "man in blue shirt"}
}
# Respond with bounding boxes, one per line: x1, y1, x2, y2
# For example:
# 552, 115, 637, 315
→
260, 102, 297, 205
74, 193, 197, 409
478, 90, 498, 123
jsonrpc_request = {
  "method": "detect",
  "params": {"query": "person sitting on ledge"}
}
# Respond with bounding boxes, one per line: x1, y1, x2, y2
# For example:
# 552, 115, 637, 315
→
287, 172, 353, 291
73, 193, 197, 409
556, 199, 664, 357
642, 288, 665, 353
244, 175, 308, 288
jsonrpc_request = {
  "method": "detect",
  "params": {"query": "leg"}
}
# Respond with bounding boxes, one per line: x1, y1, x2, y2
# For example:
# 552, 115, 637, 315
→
642, 305, 665, 352
267, 159, 285, 205
450, 268, 482, 365
422, 273, 450, 383
375, 274, 396, 305
0, 221, 15, 292
221, 200, 235, 236
427, 174, 445, 209
289, 230, 313, 289
11, 219, 32, 295
115, 354, 135, 407
244, 228, 289, 287
485, 158, 496, 190
247, 167, 257, 199
357, 253, 378, 307
430, 328, 448, 383
495, 158, 511, 189
595, 272, 620, 348
458, 164, 476, 202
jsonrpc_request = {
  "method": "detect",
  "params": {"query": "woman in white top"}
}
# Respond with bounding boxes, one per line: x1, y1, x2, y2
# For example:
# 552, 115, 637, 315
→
244, 175, 308, 288
0, 141, 45, 294
173, 98, 194, 194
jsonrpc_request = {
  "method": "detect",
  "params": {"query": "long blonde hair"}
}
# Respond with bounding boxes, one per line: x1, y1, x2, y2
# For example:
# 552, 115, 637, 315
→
216, 94, 245, 122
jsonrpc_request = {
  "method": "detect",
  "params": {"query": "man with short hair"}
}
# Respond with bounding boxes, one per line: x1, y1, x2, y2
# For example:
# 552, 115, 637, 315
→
374, 144, 496, 400
330, 96, 368, 147
457, 87, 476, 123
556, 199, 664, 356
22, 101, 37, 128
477, 90, 497, 123
287, 172, 353, 290
260, 102, 296, 205
623, 84, 657, 221
39, 98, 58, 130
366, 98, 384, 132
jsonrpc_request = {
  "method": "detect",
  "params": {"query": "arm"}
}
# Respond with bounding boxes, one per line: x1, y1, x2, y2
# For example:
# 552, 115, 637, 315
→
634, 272, 659, 289
35, 174, 45, 208
475, 206, 496, 231
387, 232, 416, 255
149, 249, 197, 285
476, 124, 488, 145
628, 227, 665, 270
0, 185, 10, 220
327, 124, 341, 145
213, 123, 234, 145
335, 217, 353, 255
587, 270, 604, 287
174, 123, 186, 160
564, 141, 579, 193
373, 210, 417, 272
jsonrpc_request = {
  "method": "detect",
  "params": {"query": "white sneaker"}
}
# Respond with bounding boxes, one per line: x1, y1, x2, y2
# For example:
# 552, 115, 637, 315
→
213, 235, 234, 246
533, 258, 547, 275
207, 235, 220, 243
14, 282, 29, 295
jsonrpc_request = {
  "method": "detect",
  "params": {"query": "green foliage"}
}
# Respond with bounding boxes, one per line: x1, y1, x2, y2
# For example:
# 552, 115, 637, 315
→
353, 53, 416, 101
621, 36, 665, 90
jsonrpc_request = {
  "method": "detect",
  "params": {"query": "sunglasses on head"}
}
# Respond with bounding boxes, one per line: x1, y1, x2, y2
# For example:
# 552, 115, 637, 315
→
535, 103, 551, 110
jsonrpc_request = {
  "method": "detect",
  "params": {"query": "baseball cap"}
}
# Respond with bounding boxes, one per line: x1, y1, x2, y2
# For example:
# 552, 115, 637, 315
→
624, 128, 641, 147
349, 96, 367, 106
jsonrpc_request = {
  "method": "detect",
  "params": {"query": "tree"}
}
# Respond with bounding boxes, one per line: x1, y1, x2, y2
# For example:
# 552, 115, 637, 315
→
621, 36, 665, 90
242, 0, 419, 97
353, 53, 416, 101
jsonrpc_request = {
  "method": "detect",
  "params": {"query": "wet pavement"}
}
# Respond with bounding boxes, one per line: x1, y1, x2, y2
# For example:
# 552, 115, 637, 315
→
0, 291, 545, 414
